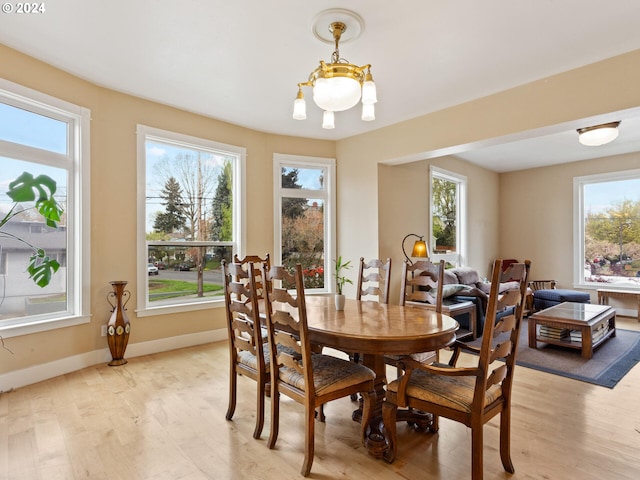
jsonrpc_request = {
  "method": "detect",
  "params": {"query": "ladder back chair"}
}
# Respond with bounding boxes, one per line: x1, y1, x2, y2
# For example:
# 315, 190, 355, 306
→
262, 263, 376, 477
222, 260, 269, 439
528, 279, 556, 291
382, 259, 531, 480
233, 253, 271, 299
527, 279, 556, 314
388, 259, 446, 370
350, 257, 392, 366
233, 253, 271, 340
401, 259, 478, 340
356, 257, 392, 304
400, 259, 445, 309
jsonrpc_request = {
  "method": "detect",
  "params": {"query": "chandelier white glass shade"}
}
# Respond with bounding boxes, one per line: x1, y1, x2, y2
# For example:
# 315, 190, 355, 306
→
293, 20, 377, 129
577, 121, 621, 146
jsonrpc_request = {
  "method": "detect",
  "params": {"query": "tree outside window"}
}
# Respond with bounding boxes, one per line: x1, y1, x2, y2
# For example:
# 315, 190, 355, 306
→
138, 126, 244, 312
430, 167, 466, 267
580, 173, 640, 286
274, 154, 335, 293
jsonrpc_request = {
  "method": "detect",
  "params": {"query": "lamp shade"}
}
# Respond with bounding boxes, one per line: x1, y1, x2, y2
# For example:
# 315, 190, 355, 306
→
402, 233, 429, 265
361, 103, 375, 121
577, 122, 620, 146
361, 75, 377, 105
411, 240, 428, 258
322, 110, 335, 129
293, 97, 306, 120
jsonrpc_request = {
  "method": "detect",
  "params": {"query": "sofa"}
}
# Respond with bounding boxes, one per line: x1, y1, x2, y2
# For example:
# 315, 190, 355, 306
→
441, 266, 522, 336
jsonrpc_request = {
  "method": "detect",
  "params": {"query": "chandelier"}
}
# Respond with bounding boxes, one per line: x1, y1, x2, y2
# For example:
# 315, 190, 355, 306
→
293, 10, 377, 129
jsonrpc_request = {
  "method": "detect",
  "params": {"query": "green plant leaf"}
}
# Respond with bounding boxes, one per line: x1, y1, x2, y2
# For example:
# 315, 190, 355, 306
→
333, 256, 353, 294
36, 197, 63, 227
7, 172, 63, 227
27, 250, 61, 288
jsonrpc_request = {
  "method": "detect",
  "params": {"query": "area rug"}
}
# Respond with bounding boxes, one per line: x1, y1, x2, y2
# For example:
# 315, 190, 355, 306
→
469, 319, 640, 388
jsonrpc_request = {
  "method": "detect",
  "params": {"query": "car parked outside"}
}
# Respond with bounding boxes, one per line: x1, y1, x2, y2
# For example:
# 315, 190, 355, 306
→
174, 263, 193, 271
148, 263, 159, 275
154, 261, 166, 270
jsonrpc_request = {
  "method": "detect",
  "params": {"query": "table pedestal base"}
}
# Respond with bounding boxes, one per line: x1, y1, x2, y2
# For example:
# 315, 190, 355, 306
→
354, 354, 435, 457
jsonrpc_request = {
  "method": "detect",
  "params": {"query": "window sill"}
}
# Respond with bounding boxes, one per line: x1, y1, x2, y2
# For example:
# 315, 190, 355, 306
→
136, 299, 224, 317
0, 314, 91, 339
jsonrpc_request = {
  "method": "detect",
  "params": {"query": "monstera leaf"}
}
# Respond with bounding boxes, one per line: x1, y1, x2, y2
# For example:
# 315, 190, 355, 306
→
1, 172, 64, 288
27, 249, 61, 288
6, 172, 63, 227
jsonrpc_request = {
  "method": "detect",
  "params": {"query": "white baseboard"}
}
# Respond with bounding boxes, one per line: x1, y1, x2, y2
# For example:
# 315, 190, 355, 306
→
0, 328, 227, 392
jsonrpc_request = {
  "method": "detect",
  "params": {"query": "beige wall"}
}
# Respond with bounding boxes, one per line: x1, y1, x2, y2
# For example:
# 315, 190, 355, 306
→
500, 152, 640, 302
0, 44, 335, 376
336, 49, 640, 306
374, 157, 500, 305
2, 43, 640, 379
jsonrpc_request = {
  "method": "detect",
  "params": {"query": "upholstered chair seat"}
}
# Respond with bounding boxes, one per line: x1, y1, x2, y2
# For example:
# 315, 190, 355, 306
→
387, 365, 503, 413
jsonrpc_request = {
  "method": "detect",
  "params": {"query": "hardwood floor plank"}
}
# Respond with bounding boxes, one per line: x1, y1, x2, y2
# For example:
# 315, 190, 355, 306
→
1, 317, 639, 479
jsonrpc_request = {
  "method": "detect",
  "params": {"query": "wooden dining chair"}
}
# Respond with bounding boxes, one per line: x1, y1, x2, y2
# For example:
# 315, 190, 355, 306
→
400, 259, 445, 309
529, 279, 556, 291
222, 260, 269, 439
350, 257, 392, 367
233, 253, 271, 299
388, 259, 446, 369
402, 259, 478, 340
262, 263, 376, 477
356, 257, 392, 304
527, 279, 556, 313
382, 259, 531, 480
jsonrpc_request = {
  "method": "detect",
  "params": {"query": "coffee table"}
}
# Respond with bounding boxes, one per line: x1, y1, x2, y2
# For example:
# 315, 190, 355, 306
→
528, 302, 616, 359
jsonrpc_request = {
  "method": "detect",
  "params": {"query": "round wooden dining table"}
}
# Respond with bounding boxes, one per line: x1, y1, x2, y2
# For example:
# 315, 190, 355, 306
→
301, 296, 459, 458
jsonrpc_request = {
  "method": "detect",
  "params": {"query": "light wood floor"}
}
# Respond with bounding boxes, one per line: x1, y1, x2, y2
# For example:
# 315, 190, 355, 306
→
2, 317, 640, 480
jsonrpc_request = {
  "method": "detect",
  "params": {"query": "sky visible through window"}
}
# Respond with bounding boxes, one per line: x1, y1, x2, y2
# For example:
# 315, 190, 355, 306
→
584, 178, 640, 214
0, 104, 69, 211
145, 140, 229, 233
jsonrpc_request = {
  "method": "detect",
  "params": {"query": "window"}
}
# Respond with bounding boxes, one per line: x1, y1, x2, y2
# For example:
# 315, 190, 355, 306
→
430, 166, 467, 266
574, 169, 640, 289
0, 79, 90, 338
273, 154, 335, 292
137, 125, 245, 315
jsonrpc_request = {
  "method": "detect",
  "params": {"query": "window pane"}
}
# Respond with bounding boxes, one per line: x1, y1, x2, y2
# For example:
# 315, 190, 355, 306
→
0, 157, 68, 320
432, 176, 457, 254
146, 140, 234, 241
146, 245, 229, 305
583, 177, 640, 285
281, 198, 325, 289
0, 103, 68, 154
140, 126, 243, 312
281, 167, 325, 190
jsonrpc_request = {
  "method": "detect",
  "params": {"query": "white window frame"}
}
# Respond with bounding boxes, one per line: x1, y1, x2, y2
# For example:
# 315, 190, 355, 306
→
573, 168, 640, 290
273, 154, 336, 294
429, 166, 467, 267
136, 125, 246, 316
0, 79, 91, 338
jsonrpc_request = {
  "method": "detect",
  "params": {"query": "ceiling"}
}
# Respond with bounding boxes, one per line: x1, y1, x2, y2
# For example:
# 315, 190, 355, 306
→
2, 1, 640, 172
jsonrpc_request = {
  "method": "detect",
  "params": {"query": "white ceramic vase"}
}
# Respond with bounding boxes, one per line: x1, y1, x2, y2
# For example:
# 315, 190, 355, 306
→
335, 294, 346, 311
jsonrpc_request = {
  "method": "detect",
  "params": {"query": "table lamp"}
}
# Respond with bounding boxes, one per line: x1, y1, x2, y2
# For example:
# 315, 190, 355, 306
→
402, 233, 429, 264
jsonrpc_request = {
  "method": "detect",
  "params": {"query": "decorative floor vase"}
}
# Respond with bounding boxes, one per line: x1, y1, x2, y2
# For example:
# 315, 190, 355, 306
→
106, 280, 131, 366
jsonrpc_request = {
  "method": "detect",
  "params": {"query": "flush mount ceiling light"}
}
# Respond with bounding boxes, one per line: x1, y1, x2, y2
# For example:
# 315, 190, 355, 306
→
293, 9, 377, 129
577, 121, 621, 146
